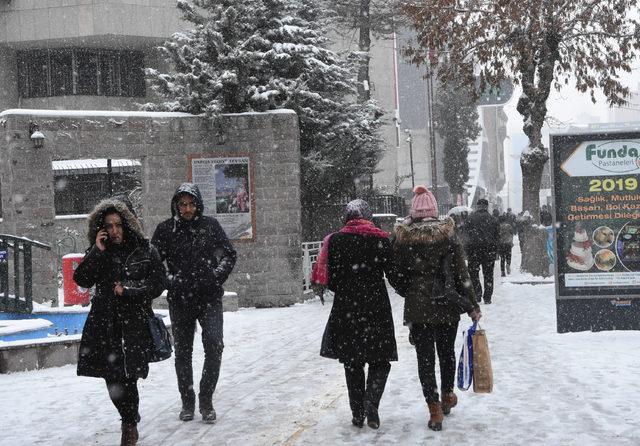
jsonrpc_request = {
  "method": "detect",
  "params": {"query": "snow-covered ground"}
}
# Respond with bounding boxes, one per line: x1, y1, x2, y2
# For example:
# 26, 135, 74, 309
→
1, 248, 640, 445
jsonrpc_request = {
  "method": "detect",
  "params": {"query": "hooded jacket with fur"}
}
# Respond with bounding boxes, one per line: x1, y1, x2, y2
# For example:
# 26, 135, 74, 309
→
74, 198, 166, 380
151, 183, 237, 303
390, 217, 478, 325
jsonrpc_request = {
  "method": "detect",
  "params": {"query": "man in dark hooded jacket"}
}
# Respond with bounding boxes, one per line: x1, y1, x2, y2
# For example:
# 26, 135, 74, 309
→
151, 183, 237, 423
465, 198, 499, 304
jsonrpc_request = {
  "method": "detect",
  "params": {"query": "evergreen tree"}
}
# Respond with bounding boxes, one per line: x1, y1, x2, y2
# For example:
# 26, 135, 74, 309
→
433, 81, 480, 202
144, 0, 384, 237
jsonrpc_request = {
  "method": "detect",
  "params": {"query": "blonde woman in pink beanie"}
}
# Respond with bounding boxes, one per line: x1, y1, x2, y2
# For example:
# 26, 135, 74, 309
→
389, 186, 481, 431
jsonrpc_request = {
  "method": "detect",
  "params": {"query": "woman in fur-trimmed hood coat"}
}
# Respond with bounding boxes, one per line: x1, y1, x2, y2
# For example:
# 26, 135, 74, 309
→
75, 198, 166, 381
73, 198, 166, 441
390, 217, 478, 325
389, 188, 480, 432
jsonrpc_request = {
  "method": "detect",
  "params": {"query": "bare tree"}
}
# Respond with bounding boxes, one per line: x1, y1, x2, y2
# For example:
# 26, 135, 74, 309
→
402, 0, 639, 274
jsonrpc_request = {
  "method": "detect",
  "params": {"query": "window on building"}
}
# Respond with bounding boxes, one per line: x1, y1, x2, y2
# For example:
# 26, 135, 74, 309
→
17, 49, 146, 99
75, 50, 99, 95
120, 51, 146, 97
50, 50, 73, 96
99, 51, 119, 97
52, 159, 142, 216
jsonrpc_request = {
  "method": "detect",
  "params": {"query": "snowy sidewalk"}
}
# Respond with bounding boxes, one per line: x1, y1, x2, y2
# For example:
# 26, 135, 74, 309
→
2, 250, 640, 445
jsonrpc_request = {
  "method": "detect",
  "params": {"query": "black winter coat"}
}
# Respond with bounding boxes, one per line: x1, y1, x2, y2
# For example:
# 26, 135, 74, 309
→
151, 183, 237, 305
320, 231, 398, 364
74, 199, 166, 380
390, 218, 478, 325
465, 209, 499, 253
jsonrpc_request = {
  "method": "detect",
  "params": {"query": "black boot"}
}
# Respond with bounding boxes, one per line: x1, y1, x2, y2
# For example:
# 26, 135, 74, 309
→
344, 362, 366, 428
179, 403, 195, 421
351, 412, 365, 428
364, 362, 390, 430
200, 398, 217, 424
365, 401, 380, 429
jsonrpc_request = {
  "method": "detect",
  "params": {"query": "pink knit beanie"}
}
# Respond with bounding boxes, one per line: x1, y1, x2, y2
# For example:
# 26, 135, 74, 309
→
410, 185, 438, 219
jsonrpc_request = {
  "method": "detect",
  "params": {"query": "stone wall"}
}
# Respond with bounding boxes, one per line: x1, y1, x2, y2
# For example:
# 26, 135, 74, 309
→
0, 110, 302, 307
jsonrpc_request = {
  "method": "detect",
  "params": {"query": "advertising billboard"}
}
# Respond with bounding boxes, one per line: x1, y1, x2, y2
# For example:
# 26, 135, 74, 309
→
550, 130, 640, 332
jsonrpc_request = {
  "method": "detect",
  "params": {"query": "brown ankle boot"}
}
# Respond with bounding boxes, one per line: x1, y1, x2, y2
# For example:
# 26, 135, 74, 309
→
441, 392, 458, 415
120, 422, 138, 446
427, 402, 443, 431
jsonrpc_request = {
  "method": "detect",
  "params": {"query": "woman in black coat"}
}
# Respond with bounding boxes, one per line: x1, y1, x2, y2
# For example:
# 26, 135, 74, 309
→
314, 199, 398, 430
74, 198, 166, 446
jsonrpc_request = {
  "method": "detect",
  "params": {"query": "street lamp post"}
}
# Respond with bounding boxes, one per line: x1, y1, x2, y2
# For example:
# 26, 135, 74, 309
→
405, 129, 415, 189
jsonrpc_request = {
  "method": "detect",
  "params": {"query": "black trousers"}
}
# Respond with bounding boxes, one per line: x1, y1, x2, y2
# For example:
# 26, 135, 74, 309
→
105, 377, 140, 424
343, 361, 391, 418
170, 298, 224, 410
410, 322, 459, 404
498, 244, 513, 274
468, 248, 496, 302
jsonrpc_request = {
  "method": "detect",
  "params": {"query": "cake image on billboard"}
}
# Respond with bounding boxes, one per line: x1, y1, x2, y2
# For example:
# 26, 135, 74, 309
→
566, 225, 594, 271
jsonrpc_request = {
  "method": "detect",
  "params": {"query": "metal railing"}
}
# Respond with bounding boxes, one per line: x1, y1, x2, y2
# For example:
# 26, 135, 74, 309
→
0, 234, 51, 313
302, 240, 322, 293
342, 194, 405, 216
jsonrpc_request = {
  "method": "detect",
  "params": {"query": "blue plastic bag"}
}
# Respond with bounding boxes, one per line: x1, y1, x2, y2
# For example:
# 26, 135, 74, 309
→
457, 321, 477, 391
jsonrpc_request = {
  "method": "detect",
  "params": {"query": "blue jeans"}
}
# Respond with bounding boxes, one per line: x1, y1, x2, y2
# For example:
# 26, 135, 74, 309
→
169, 298, 224, 410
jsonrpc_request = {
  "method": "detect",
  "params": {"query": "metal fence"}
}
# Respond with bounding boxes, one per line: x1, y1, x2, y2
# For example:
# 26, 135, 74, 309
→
302, 240, 322, 293
347, 194, 406, 216
0, 234, 51, 313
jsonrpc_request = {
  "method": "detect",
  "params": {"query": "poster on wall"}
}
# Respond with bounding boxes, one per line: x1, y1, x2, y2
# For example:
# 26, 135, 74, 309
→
188, 154, 255, 241
551, 131, 640, 298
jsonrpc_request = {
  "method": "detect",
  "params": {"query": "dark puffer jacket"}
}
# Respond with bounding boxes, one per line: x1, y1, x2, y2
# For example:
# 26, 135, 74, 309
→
390, 218, 478, 325
151, 183, 237, 304
465, 209, 499, 254
320, 232, 398, 364
74, 199, 166, 380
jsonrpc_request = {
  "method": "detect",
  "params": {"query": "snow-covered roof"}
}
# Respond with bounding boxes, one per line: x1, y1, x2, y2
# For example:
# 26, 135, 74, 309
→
550, 121, 640, 136
52, 158, 140, 175
0, 109, 193, 118
0, 108, 296, 119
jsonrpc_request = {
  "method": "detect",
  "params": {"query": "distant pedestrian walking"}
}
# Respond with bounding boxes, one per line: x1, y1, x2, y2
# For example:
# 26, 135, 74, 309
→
152, 183, 237, 424
465, 199, 499, 304
74, 198, 166, 446
540, 205, 553, 226
498, 215, 515, 276
313, 199, 397, 430
390, 186, 481, 431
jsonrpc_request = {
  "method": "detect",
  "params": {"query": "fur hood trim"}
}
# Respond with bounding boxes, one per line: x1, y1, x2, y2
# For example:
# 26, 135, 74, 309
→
86, 198, 145, 244
394, 217, 455, 245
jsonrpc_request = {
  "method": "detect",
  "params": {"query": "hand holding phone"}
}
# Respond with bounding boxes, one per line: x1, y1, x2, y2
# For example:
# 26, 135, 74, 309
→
96, 229, 108, 251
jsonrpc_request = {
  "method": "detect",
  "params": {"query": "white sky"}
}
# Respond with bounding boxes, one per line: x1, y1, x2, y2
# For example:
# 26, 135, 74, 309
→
504, 65, 640, 140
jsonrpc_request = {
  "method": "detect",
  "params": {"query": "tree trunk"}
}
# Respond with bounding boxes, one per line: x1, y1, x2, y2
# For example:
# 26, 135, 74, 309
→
520, 154, 549, 276
357, 0, 371, 103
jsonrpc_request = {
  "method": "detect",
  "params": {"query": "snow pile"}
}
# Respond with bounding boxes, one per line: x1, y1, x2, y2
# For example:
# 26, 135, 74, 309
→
0, 319, 52, 336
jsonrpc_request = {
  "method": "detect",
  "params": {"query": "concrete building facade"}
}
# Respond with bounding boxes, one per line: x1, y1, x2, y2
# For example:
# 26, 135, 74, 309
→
0, 109, 302, 307
0, 0, 183, 112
